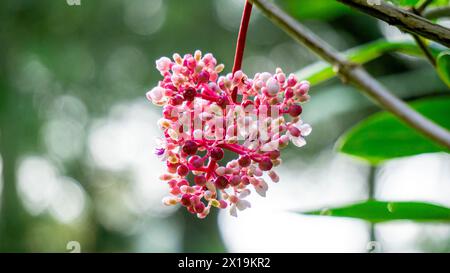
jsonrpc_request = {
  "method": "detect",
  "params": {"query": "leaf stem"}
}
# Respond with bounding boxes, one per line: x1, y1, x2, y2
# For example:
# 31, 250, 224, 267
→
411, 1, 437, 67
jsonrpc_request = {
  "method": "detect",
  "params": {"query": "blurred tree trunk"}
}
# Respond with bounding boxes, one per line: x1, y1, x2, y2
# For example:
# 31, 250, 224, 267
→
178, 155, 232, 252
0, 86, 28, 252
180, 208, 226, 253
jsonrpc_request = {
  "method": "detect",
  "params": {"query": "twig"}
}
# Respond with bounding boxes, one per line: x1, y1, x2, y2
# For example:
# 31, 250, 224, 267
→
410, 1, 437, 67
250, 0, 450, 149
424, 6, 450, 19
411, 35, 436, 66
337, 0, 450, 48
415, 0, 434, 14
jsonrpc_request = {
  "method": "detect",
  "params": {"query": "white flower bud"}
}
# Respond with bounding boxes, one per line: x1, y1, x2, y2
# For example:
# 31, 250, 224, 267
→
291, 136, 306, 147
266, 78, 280, 96
167, 128, 179, 140
146, 86, 164, 103
156, 57, 171, 73
299, 123, 312, 136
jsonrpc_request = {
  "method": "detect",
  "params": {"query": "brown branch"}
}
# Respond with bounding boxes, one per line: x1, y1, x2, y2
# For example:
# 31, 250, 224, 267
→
337, 0, 450, 48
250, 0, 450, 149
412, 34, 436, 67
424, 6, 450, 19
411, 1, 437, 67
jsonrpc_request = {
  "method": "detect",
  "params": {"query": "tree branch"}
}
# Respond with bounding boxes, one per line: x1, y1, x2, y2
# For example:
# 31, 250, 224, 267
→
411, 1, 437, 67
424, 6, 450, 20
411, 34, 436, 67
337, 0, 450, 48
250, 0, 450, 149
415, 0, 434, 14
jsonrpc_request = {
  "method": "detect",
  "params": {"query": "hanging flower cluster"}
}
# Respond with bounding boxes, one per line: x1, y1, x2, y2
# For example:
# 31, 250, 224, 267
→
146, 50, 311, 218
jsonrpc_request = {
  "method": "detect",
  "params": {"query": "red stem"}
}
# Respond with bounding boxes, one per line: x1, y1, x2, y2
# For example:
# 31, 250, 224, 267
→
231, 1, 253, 103
205, 159, 217, 180
218, 143, 266, 162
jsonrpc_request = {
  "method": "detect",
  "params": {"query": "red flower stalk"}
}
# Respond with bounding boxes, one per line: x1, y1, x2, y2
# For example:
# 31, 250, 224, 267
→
232, 1, 253, 103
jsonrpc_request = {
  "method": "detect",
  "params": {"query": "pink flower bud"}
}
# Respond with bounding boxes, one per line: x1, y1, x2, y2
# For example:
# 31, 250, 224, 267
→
214, 176, 229, 190
177, 164, 189, 177
182, 140, 198, 155
266, 78, 280, 96
198, 70, 210, 83
258, 157, 273, 171
238, 155, 251, 167
288, 104, 303, 117
183, 87, 197, 101
194, 202, 206, 213
194, 175, 207, 186
288, 126, 301, 138
210, 147, 224, 161
229, 175, 241, 186
181, 194, 191, 206
156, 57, 172, 73
188, 155, 203, 169
146, 86, 164, 103
219, 200, 228, 209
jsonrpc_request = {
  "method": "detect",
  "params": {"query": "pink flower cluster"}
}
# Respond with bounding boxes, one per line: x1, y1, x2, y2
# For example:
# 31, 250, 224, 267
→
147, 50, 311, 218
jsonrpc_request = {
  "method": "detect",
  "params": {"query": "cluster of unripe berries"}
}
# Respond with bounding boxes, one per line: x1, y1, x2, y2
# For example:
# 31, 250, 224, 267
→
147, 51, 311, 218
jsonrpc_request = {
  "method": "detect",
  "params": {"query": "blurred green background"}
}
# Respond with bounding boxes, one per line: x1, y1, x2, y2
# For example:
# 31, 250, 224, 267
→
0, 0, 449, 253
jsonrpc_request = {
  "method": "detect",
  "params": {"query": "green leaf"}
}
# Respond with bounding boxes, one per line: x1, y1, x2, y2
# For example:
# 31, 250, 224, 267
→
303, 200, 450, 223
296, 39, 445, 86
279, 0, 350, 20
437, 51, 450, 88
337, 96, 450, 164
428, 0, 450, 7
390, 0, 421, 6
389, 0, 449, 7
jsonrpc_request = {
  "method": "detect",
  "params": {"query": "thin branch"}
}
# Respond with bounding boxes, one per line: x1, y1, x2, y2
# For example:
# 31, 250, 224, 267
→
337, 0, 450, 48
415, 0, 434, 14
250, 0, 450, 149
412, 35, 436, 67
411, 1, 436, 67
424, 6, 450, 19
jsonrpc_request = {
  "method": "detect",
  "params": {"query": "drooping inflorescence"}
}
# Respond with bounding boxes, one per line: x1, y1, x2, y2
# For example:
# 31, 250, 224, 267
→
147, 51, 311, 218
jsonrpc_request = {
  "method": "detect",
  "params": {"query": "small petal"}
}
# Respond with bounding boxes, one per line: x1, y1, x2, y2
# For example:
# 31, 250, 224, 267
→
230, 205, 238, 217
238, 189, 251, 199
268, 170, 280, 183
236, 199, 251, 211
291, 136, 307, 147
146, 86, 164, 103
162, 196, 178, 206
299, 123, 312, 136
